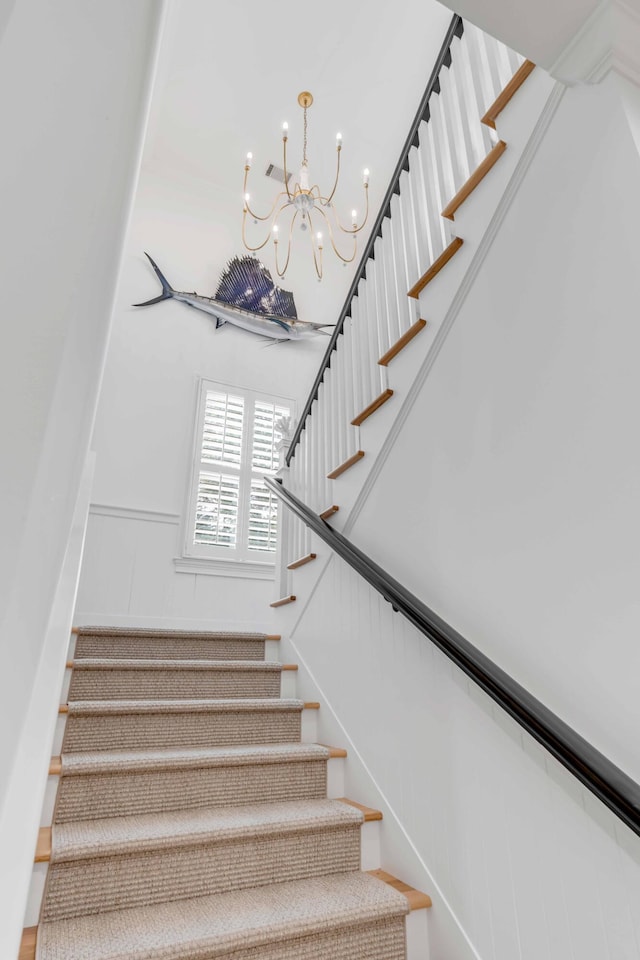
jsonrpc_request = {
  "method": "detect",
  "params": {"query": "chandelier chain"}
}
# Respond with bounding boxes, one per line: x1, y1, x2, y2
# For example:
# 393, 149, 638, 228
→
303, 106, 308, 166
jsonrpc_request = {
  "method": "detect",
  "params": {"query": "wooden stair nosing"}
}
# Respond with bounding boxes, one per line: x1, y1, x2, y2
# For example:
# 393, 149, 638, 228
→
327, 450, 365, 480
317, 743, 348, 758
71, 628, 282, 641
367, 869, 433, 911
407, 238, 464, 300
287, 553, 317, 570
336, 797, 383, 822
19, 926, 37, 960
351, 389, 394, 426
481, 59, 536, 129
269, 595, 296, 608
441, 140, 507, 221
35, 826, 52, 863
319, 505, 339, 520
378, 319, 427, 367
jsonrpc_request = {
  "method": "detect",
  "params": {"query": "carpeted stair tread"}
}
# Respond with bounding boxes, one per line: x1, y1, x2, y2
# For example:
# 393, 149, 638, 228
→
74, 628, 269, 662
75, 627, 269, 639
36, 871, 409, 960
65, 698, 303, 715
54, 745, 330, 822
68, 660, 282, 701
51, 799, 364, 862
60, 742, 329, 775
70, 658, 282, 671
62, 700, 304, 752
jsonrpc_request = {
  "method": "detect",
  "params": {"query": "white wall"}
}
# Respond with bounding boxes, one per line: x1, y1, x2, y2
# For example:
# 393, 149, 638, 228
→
277, 74, 640, 959
287, 552, 640, 960
355, 74, 640, 783
76, 169, 326, 627
0, 1, 164, 955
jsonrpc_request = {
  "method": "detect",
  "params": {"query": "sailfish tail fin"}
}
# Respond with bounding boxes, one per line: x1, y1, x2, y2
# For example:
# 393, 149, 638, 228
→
133, 253, 175, 306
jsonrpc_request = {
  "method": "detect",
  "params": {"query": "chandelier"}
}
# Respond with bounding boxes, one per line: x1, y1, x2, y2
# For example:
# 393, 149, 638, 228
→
242, 91, 370, 280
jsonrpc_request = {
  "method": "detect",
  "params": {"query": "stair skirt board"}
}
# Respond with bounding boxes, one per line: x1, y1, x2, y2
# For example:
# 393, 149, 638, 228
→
31, 627, 423, 959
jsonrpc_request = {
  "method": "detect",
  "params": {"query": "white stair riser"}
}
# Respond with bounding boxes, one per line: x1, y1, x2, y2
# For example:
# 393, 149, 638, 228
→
360, 820, 380, 871
405, 905, 430, 960
326, 756, 345, 798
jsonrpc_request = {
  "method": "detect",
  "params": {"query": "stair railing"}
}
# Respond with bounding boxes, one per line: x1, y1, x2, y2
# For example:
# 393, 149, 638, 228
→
266, 476, 640, 839
283, 14, 525, 567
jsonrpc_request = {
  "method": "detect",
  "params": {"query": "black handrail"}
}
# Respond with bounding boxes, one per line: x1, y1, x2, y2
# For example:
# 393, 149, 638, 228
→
286, 14, 464, 467
266, 476, 640, 837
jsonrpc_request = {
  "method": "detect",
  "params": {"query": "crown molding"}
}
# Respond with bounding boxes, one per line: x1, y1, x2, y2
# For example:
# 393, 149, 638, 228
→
551, 0, 640, 87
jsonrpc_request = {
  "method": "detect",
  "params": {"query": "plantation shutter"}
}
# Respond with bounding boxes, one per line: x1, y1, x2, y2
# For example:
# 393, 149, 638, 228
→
190, 383, 292, 558
248, 400, 290, 553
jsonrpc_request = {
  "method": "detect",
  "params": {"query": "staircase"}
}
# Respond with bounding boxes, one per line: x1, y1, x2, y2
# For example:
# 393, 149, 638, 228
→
21, 626, 430, 959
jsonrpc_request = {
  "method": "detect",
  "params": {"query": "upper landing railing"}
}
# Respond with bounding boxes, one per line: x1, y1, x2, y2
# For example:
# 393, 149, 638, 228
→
285, 14, 525, 471
280, 14, 531, 567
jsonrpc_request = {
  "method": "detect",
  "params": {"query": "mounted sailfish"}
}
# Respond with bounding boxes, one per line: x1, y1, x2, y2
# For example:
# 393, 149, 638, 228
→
134, 253, 334, 342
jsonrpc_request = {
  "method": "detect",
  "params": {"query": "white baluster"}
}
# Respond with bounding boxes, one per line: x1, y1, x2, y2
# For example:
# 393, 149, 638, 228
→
437, 54, 472, 189
463, 21, 500, 123
399, 168, 422, 286
455, 31, 494, 164
361, 274, 378, 405
429, 85, 458, 209
333, 333, 347, 465
383, 215, 406, 344
371, 245, 389, 392
415, 121, 448, 260
406, 146, 431, 275
349, 296, 364, 419
377, 231, 396, 354
507, 46, 524, 75
492, 36, 517, 91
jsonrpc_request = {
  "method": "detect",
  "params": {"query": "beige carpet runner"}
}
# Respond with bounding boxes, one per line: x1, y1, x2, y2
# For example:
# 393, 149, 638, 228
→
37, 626, 409, 959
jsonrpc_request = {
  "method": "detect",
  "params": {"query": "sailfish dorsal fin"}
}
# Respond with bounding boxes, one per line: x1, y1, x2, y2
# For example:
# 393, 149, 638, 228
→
214, 256, 298, 319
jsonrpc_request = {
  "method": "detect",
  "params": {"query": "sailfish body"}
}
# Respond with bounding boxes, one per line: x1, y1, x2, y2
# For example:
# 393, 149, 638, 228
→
134, 253, 332, 342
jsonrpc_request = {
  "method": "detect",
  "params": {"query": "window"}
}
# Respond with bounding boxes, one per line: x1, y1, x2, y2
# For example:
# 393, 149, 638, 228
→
183, 380, 292, 569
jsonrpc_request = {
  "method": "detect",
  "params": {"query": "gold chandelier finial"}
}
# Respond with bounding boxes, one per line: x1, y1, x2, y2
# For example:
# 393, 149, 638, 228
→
242, 91, 370, 280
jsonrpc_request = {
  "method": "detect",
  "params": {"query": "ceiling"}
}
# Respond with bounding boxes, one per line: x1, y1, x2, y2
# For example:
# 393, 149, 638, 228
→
139, 0, 454, 327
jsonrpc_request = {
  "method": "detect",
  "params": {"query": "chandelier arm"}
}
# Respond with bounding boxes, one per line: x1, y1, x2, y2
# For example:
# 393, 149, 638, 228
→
321, 183, 370, 235
274, 207, 299, 278
244, 186, 289, 223
241, 207, 275, 252
323, 147, 342, 206
315, 205, 358, 264
307, 211, 323, 280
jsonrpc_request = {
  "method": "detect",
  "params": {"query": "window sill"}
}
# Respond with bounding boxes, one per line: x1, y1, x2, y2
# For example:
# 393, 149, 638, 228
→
173, 556, 276, 580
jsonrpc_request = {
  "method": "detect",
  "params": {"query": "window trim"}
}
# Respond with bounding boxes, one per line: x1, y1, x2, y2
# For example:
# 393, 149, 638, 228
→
178, 377, 294, 574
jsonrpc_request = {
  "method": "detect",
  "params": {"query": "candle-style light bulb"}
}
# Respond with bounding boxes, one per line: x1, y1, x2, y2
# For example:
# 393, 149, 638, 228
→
273, 224, 279, 243
245, 193, 250, 202
282, 122, 289, 135
246, 152, 253, 168
316, 231, 323, 248
363, 167, 370, 185
351, 209, 357, 221
336, 132, 342, 148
